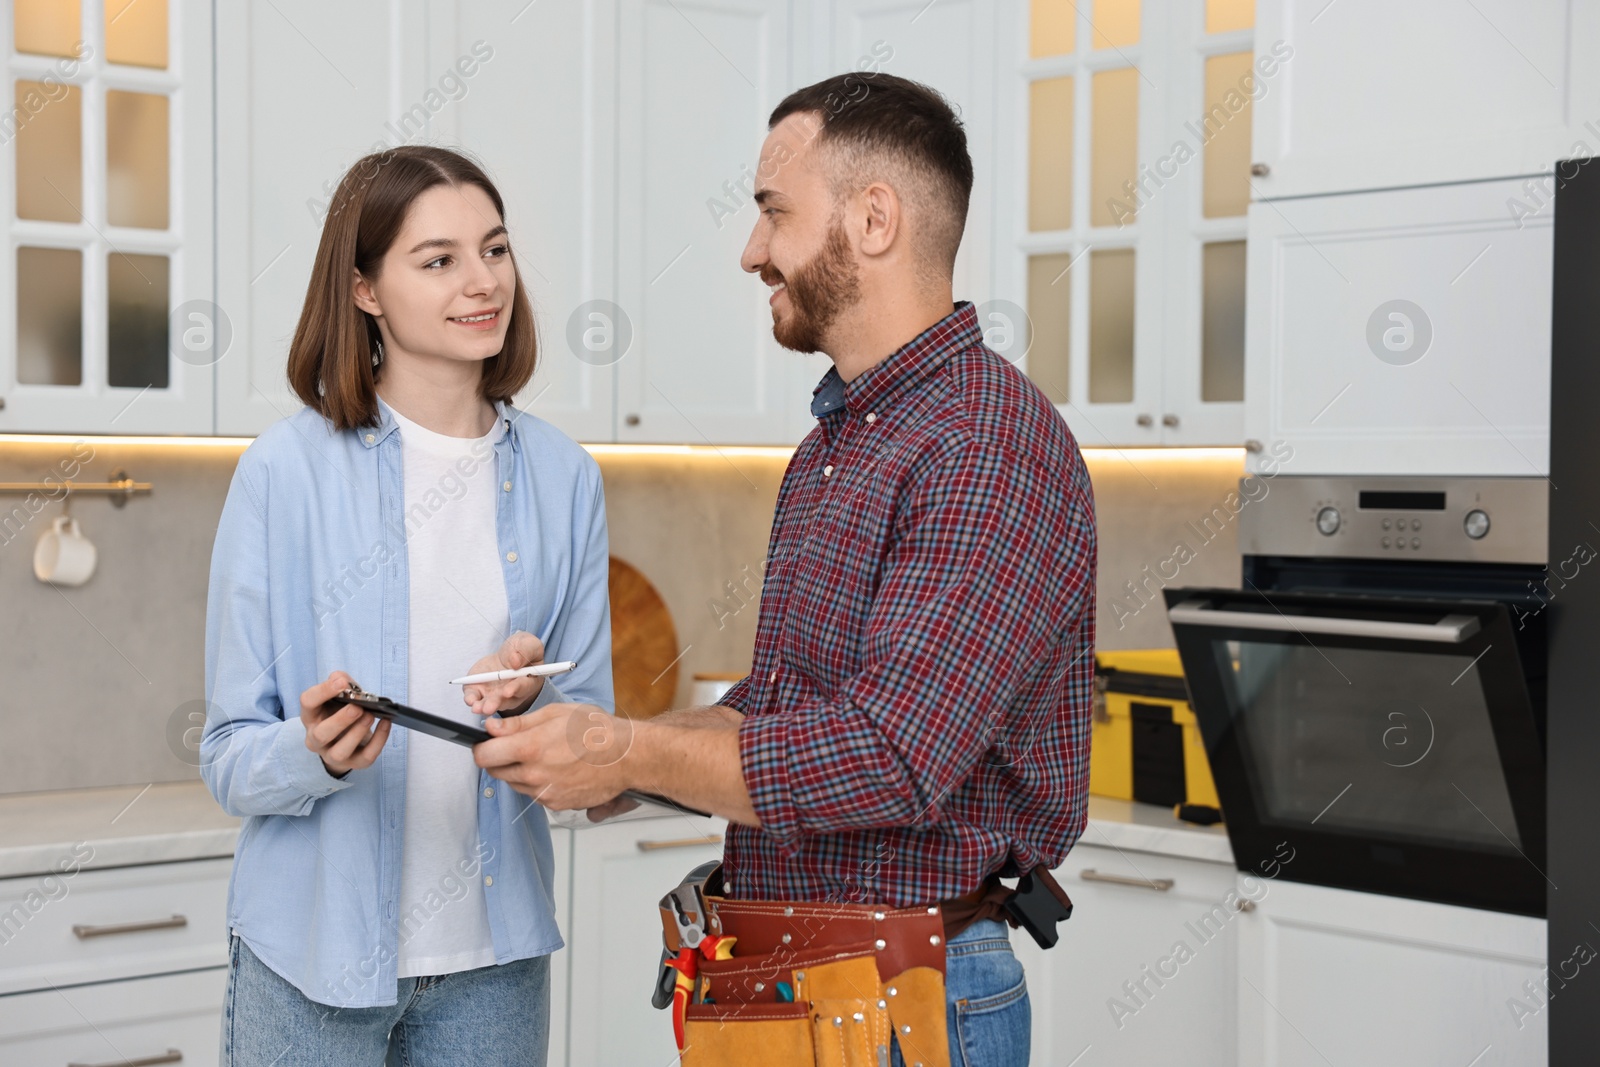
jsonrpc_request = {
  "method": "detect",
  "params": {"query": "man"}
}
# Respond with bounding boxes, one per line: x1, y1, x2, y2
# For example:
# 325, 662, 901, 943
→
474, 72, 1096, 1067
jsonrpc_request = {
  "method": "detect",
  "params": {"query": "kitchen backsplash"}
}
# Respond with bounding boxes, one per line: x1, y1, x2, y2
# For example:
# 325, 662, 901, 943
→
0, 436, 1243, 795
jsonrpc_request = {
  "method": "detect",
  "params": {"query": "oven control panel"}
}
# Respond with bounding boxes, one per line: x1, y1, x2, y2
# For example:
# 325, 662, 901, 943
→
1238, 476, 1546, 565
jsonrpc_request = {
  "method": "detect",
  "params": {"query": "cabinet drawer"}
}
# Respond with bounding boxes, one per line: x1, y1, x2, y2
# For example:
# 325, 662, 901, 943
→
0, 966, 225, 1067
0, 859, 231, 995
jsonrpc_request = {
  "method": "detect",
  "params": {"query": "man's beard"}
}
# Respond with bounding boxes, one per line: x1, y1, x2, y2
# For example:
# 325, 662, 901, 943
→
765, 217, 861, 354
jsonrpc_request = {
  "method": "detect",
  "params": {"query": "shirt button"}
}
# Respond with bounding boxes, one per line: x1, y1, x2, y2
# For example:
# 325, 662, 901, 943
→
502, 480, 512, 492
823, 465, 834, 477
484, 875, 494, 887
483, 787, 494, 799
506, 551, 518, 563
769, 670, 777, 683
866, 412, 877, 423
364, 433, 376, 444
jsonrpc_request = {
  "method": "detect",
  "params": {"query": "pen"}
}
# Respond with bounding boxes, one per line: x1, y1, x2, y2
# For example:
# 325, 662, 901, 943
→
450, 660, 579, 685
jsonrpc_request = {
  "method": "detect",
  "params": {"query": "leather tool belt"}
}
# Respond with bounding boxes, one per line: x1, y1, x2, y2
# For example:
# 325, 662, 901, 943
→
656, 862, 952, 1067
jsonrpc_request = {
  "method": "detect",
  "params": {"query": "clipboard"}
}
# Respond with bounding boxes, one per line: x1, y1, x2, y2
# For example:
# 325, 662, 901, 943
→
333, 687, 711, 817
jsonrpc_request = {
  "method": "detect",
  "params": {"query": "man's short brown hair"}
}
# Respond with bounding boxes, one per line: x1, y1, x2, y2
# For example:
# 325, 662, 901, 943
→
768, 73, 974, 281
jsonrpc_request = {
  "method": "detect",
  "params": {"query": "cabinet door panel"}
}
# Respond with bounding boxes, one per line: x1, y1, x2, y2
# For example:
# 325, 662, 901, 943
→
1237, 879, 1547, 1066
450, 1, 617, 443
1012, 844, 1239, 1066
0, 966, 226, 1067
616, 0, 794, 445
1244, 178, 1551, 476
1252, 0, 1600, 199
0, 2, 213, 434
566, 815, 727, 1066
214, 0, 432, 436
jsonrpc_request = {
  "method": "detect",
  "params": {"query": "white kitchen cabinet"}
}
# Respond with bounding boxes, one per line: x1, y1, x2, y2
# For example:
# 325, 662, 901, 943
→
996, 1, 1254, 447
0, 0, 215, 434
0, 965, 226, 1067
0, 857, 231, 1065
1251, 0, 1600, 201
443, 1, 618, 444
1011, 841, 1241, 1067
1236, 878, 1547, 1066
0, 856, 231, 995
564, 813, 727, 1066
213, 1, 476, 437
1243, 177, 1552, 477
614, 0, 804, 446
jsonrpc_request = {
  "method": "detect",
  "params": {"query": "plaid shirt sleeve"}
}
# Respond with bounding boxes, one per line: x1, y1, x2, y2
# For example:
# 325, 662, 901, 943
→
737, 438, 1095, 848
717, 675, 752, 715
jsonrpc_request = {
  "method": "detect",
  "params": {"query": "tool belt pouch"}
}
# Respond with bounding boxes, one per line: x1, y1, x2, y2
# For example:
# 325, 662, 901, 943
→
676, 902, 952, 1067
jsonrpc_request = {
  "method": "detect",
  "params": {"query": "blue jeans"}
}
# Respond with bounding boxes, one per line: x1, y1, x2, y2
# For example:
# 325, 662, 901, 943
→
891, 918, 1031, 1067
221, 934, 549, 1066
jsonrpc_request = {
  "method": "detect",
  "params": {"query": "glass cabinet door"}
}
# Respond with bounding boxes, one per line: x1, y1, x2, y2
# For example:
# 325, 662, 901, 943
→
1, 0, 214, 434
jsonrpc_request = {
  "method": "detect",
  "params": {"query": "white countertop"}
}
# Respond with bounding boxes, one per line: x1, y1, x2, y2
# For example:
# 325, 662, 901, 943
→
0, 780, 240, 880
1081, 794, 1234, 865
0, 781, 1235, 881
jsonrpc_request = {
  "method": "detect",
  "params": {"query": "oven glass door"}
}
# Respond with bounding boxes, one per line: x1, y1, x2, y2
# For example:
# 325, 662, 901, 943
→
1164, 588, 1546, 916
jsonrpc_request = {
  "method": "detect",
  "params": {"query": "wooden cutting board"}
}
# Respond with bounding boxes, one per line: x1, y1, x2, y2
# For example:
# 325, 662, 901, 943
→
609, 556, 680, 719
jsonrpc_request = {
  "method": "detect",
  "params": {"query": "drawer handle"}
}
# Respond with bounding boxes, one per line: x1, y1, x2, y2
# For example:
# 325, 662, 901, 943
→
71, 914, 188, 939
69, 1048, 182, 1066
1080, 869, 1174, 891
637, 834, 723, 852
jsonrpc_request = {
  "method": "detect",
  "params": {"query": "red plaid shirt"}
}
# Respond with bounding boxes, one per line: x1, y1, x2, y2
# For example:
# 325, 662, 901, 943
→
719, 302, 1097, 907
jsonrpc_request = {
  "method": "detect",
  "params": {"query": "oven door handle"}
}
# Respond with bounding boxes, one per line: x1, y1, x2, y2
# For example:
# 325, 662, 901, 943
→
1167, 600, 1482, 644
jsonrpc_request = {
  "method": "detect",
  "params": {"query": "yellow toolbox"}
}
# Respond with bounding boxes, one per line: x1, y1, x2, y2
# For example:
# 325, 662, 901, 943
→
1092, 650, 1221, 816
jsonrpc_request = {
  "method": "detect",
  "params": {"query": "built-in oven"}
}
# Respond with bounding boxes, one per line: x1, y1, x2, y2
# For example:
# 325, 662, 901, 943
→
1163, 476, 1549, 916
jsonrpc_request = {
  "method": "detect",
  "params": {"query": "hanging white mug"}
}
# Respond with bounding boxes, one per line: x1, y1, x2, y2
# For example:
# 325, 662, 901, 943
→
34, 516, 97, 586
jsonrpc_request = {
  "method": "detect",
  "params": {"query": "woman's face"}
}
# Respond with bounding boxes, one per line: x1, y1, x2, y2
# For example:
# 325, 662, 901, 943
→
354, 182, 516, 368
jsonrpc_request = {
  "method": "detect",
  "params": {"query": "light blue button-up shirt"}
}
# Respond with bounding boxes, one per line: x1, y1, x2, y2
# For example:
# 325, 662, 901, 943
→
201, 396, 613, 1008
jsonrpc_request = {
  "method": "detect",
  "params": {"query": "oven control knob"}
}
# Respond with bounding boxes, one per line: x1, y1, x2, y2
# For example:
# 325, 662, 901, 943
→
1464, 509, 1491, 540
1315, 506, 1341, 536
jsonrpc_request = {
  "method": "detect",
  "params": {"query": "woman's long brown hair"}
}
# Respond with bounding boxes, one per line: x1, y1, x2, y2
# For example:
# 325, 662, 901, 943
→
286, 145, 538, 430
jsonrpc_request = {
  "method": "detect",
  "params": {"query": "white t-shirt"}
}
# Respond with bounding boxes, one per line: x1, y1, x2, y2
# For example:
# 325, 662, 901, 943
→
389, 403, 506, 978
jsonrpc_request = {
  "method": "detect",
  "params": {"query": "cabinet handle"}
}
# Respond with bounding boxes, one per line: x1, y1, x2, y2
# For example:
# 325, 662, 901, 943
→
625, 413, 641, 427
1161, 413, 1179, 428
1244, 438, 1263, 453
69, 1049, 182, 1067
1135, 413, 1153, 427
1079, 869, 1174, 891
1236, 899, 1256, 912
1250, 162, 1270, 177
637, 834, 724, 852
71, 914, 187, 939
0, 396, 6, 410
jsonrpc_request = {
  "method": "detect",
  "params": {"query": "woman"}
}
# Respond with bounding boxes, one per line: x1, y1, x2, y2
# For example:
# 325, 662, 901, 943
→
201, 145, 612, 1065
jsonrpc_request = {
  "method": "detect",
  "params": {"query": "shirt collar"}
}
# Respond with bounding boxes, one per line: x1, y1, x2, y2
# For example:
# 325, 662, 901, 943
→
365, 395, 518, 451
809, 301, 980, 420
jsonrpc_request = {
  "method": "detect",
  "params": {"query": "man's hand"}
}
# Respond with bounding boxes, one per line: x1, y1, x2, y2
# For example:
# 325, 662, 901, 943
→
474, 703, 635, 811
300, 671, 391, 779
463, 631, 546, 717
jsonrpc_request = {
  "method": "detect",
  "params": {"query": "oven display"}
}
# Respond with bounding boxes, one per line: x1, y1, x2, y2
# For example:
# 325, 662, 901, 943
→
1358, 490, 1447, 511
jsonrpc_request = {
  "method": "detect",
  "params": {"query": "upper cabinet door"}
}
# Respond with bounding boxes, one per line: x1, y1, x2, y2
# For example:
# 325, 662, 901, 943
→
446, 1, 617, 444
0, 0, 214, 434
1243, 178, 1552, 477
614, 0, 800, 445
1251, 0, 1600, 199
214, 1, 433, 437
